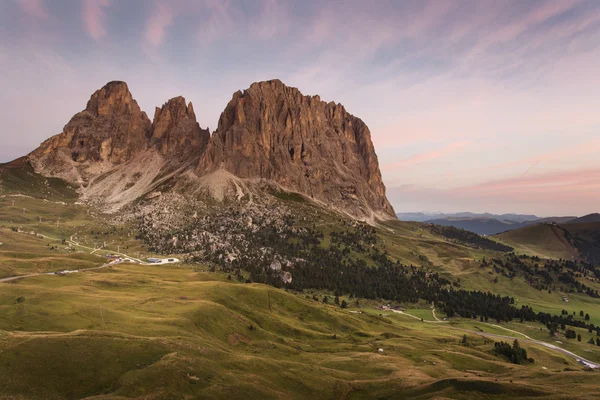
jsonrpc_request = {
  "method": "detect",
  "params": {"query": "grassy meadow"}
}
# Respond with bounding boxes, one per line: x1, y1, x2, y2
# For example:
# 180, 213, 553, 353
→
1, 263, 599, 399
1, 184, 600, 399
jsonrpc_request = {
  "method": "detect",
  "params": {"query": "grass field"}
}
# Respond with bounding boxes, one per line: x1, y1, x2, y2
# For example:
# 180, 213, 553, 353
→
495, 224, 576, 259
2, 178, 600, 398
1, 264, 599, 399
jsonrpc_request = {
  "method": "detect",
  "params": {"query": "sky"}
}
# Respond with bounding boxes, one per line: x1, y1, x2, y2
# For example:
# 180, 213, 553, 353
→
1, 0, 599, 216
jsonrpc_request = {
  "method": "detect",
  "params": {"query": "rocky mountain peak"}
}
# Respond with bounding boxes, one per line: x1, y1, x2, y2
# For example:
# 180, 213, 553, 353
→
85, 81, 140, 117
151, 96, 209, 158
25, 79, 395, 221
28, 81, 151, 182
198, 79, 395, 220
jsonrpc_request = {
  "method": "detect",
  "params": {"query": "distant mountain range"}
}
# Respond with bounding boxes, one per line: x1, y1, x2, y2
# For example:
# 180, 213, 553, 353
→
396, 212, 600, 235
396, 212, 539, 223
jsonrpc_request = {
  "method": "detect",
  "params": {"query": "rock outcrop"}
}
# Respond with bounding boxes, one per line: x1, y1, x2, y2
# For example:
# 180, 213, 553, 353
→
198, 80, 395, 220
32, 81, 151, 165
151, 97, 209, 159
25, 79, 395, 220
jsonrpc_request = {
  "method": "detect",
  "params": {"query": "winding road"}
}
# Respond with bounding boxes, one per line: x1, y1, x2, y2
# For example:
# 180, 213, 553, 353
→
0, 259, 123, 283
390, 307, 599, 369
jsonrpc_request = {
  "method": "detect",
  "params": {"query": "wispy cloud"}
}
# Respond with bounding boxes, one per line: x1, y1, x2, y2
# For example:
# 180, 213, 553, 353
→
82, 0, 111, 40
388, 166, 600, 215
382, 141, 470, 170
16, 0, 48, 19
2, 0, 600, 215
144, 2, 174, 49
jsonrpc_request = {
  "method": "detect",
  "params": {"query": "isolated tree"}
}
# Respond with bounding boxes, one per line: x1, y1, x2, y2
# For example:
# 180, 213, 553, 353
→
589, 337, 595, 344
577, 334, 582, 342
341, 300, 348, 309
585, 313, 590, 321
334, 295, 340, 305
580, 310, 585, 317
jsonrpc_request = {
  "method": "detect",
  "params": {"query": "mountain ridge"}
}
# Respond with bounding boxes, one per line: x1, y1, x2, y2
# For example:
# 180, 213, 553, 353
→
5, 80, 395, 221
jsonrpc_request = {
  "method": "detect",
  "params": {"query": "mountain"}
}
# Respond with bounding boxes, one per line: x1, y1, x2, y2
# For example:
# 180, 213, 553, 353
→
4, 83, 600, 399
29, 81, 152, 183
497, 220, 600, 263
198, 79, 394, 220
397, 212, 540, 223
568, 213, 600, 224
9, 80, 394, 221
397, 211, 577, 235
396, 212, 441, 222
424, 217, 522, 236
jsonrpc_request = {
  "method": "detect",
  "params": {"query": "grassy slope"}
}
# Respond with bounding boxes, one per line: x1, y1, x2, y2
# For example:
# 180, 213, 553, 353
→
0, 160, 78, 202
1, 264, 598, 400
495, 224, 576, 259
1, 170, 600, 398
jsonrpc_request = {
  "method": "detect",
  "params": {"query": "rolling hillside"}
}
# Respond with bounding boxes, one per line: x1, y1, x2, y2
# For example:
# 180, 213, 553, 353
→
2, 177, 600, 398
423, 216, 577, 236
495, 224, 578, 259
497, 221, 600, 265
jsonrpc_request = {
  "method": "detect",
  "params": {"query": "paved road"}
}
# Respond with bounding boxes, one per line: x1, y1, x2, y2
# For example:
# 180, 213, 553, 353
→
453, 326, 600, 369
0, 260, 122, 283
389, 308, 599, 369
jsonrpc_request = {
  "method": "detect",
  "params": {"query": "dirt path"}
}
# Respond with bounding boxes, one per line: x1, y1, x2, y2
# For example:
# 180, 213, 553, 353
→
390, 309, 448, 323
431, 305, 441, 321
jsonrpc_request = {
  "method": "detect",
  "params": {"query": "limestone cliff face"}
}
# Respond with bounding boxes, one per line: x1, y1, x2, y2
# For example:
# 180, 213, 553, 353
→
198, 80, 395, 219
31, 81, 151, 164
151, 97, 209, 159
25, 79, 395, 220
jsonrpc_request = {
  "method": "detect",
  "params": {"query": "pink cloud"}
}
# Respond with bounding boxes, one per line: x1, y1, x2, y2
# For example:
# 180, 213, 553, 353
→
197, 0, 237, 47
491, 0, 581, 43
17, 0, 48, 19
382, 140, 470, 170
487, 139, 600, 172
145, 2, 174, 48
388, 166, 600, 215
252, 0, 290, 39
82, 0, 110, 40
462, 167, 600, 195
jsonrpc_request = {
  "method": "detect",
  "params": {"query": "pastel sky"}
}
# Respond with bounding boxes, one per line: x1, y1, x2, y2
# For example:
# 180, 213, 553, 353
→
1, 0, 599, 216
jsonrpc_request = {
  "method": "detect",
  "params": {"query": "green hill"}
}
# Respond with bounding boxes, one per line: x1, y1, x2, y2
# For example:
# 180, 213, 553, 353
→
2, 171, 600, 398
495, 224, 578, 259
